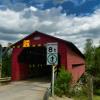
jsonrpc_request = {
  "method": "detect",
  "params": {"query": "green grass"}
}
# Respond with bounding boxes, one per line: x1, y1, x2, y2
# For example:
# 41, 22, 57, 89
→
93, 95, 100, 100
74, 95, 87, 100
74, 95, 100, 100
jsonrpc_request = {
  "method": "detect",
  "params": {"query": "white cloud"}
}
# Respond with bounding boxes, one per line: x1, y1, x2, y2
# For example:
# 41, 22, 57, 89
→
0, 6, 100, 52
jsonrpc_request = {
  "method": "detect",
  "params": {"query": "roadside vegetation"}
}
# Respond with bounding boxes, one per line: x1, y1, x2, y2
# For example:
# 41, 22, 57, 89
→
72, 39, 100, 99
74, 95, 100, 100
2, 49, 11, 77
53, 39, 100, 100
84, 39, 100, 95
54, 68, 72, 97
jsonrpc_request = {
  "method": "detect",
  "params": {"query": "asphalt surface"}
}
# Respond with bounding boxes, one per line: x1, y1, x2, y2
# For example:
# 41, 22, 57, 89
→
0, 79, 50, 100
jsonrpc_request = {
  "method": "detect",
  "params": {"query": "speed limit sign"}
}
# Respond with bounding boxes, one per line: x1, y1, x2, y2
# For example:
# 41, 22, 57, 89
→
46, 43, 58, 65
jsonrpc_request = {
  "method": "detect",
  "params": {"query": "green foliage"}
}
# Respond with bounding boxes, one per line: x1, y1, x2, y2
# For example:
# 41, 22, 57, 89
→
93, 77, 100, 95
84, 39, 100, 94
94, 47, 100, 77
54, 68, 72, 97
94, 89, 100, 95
2, 52, 11, 77
84, 39, 95, 72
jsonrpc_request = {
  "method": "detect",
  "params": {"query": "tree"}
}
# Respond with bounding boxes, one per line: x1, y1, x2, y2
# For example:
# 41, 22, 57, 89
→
2, 51, 11, 77
93, 46, 100, 94
2, 43, 12, 77
84, 39, 95, 74
94, 47, 100, 77
84, 39, 100, 94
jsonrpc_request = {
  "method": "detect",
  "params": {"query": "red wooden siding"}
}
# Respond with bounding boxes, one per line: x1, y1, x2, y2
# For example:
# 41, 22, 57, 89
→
66, 45, 85, 83
11, 31, 85, 82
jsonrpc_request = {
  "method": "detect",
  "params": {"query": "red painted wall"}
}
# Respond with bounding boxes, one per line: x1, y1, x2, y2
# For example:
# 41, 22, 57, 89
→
12, 48, 29, 80
11, 48, 23, 80
66, 45, 85, 83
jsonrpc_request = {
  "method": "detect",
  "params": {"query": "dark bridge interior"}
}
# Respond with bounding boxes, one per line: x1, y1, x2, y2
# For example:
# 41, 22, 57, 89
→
18, 46, 52, 80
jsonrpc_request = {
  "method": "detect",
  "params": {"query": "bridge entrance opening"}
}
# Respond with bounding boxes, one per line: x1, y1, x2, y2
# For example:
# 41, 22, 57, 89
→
18, 46, 52, 81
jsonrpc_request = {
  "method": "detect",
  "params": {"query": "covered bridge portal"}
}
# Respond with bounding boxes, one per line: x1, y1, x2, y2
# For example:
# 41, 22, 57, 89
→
11, 31, 85, 82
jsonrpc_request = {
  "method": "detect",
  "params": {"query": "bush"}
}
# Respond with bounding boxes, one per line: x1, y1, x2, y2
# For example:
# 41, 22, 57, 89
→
93, 77, 100, 89
54, 68, 72, 97
93, 77, 100, 95
94, 89, 100, 95
70, 81, 87, 97
2, 53, 11, 77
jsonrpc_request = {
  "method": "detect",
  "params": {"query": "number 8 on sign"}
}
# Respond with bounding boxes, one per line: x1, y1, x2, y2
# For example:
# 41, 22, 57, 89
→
48, 47, 52, 52
47, 46, 57, 53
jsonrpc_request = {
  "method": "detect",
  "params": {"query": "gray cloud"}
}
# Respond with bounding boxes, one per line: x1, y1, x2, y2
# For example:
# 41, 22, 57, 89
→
0, 6, 100, 52
0, 32, 18, 41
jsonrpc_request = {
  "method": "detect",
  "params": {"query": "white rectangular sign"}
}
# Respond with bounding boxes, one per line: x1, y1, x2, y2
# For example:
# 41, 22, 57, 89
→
46, 43, 58, 65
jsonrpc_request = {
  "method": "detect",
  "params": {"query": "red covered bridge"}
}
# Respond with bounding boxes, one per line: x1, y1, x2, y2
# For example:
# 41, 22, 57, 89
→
11, 31, 85, 83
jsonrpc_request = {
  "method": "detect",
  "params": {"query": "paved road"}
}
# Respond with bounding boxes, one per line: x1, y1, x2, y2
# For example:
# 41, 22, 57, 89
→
0, 80, 50, 100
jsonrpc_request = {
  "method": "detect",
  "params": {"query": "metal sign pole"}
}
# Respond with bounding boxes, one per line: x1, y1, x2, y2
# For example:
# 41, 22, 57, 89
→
51, 64, 55, 96
46, 43, 58, 97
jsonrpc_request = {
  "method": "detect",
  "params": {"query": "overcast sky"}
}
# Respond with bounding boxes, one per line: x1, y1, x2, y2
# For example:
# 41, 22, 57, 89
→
0, 0, 100, 52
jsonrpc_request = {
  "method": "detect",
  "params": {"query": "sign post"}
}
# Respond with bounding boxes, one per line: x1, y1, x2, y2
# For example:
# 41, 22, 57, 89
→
46, 43, 58, 96
52, 64, 55, 96
0, 44, 2, 78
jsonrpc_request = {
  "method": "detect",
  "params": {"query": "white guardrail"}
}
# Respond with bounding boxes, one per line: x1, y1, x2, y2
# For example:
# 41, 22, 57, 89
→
0, 77, 11, 82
